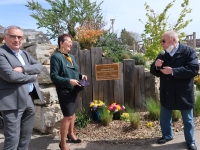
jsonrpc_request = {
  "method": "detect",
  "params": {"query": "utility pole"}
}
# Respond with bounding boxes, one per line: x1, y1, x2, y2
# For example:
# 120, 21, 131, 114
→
110, 19, 115, 33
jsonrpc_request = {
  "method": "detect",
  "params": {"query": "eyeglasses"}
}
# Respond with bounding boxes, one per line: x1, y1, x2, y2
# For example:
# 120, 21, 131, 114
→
6, 34, 23, 40
161, 40, 166, 43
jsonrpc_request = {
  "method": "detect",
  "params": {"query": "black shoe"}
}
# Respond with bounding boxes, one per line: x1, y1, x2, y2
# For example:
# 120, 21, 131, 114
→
59, 143, 62, 150
59, 143, 70, 150
187, 143, 197, 150
67, 134, 82, 143
157, 137, 173, 144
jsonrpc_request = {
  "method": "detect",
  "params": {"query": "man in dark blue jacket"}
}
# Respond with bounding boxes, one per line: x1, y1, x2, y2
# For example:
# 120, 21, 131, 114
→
150, 30, 199, 150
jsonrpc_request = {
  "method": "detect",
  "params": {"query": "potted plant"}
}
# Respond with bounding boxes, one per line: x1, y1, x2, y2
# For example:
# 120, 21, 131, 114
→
89, 100, 105, 122
108, 103, 125, 120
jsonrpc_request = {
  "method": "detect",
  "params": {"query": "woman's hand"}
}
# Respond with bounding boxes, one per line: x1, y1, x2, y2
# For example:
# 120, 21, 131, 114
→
82, 75, 87, 80
70, 79, 81, 86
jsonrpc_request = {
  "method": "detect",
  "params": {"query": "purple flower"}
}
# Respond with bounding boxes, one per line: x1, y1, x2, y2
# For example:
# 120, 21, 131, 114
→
93, 106, 97, 111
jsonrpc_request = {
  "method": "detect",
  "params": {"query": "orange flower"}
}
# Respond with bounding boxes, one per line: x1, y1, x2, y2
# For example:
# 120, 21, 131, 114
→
76, 26, 105, 50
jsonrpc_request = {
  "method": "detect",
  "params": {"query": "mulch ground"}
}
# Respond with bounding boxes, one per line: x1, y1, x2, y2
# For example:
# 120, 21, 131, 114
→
74, 112, 200, 142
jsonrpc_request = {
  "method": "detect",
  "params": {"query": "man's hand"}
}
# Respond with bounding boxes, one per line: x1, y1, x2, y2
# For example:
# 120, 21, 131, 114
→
13, 67, 24, 73
160, 66, 172, 75
155, 59, 164, 68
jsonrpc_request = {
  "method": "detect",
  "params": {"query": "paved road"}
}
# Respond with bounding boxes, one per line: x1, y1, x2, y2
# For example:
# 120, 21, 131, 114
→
0, 128, 200, 150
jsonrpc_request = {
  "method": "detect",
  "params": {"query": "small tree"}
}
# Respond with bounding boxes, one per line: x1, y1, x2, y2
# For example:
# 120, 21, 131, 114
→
26, 0, 105, 40
95, 31, 130, 62
120, 29, 141, 46
76, 25, 105, 50
120, 28, 135, 46
140, 0, 192, 60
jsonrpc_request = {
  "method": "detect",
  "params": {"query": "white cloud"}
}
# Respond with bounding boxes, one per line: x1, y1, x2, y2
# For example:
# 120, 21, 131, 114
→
0, 0, 47, 5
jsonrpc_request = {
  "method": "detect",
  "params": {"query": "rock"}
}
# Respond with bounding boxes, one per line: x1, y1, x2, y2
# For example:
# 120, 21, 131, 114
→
155, 77, 160, 101
27, 32, 51, 44
43, 59, 50, 65
40, 85, 59, 104
34, 104, 62, 134
37, 65, 52, 84
22, 42, 57, 64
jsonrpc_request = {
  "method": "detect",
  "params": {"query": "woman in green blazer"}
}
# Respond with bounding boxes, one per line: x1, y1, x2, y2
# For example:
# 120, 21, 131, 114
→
50, 34, 87, 150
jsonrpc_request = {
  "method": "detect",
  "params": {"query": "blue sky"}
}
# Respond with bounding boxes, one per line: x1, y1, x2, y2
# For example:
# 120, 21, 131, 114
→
0, 0, 199, 43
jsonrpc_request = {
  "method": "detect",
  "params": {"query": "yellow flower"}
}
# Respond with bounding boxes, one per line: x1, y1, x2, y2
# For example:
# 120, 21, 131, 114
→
146, 121, 153, 128
121, 113, 129, 117
116, 105, 121, 110
89, 100, 105, 111
90, 103, 94, 107
121, 113, 130, 121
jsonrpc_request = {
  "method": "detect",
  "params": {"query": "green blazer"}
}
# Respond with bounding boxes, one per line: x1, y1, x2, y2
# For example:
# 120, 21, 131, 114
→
50, 51, 82, 89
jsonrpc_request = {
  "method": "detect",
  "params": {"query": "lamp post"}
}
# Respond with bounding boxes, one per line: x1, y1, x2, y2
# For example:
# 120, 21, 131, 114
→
110, 19, 115, 33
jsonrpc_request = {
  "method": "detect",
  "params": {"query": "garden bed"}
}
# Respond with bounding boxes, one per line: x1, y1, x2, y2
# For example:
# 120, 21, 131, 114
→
74, 112, 200, 142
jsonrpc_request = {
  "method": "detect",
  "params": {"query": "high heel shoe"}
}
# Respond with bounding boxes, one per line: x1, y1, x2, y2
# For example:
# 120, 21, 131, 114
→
67, 134, 82, 143
59, 143, 70, 150
59, 143, 62, 150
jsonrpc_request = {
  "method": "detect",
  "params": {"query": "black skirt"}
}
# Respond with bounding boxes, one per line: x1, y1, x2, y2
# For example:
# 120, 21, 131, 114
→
56, 87, 78, 117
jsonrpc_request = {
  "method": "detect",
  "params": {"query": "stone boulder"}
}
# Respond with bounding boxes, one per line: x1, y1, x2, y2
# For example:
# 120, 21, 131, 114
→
22, 42, 57, 64
34, 85, 58, 106
34, 104, 62, 134
155, 77, 160, 101
27, 32, 51, 44
37, 65, 52, 84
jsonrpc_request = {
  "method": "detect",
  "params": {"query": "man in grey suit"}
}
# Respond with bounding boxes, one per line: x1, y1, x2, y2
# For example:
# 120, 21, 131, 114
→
0, 25, 44, 150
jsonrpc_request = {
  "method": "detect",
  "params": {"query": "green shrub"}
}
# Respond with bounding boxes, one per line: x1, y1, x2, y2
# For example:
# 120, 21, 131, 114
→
95, 31, 131, 62
194, 94, 200, 117
129, 113, 140, 129
146, 97, 160, 120
172, 110, 181, 121
131, 53, 146, 66
99, 107, 112, 126
124, 103, 134, 114
121, 52, 131, 59
75, 109, 91, 128
123, 104, 140, 129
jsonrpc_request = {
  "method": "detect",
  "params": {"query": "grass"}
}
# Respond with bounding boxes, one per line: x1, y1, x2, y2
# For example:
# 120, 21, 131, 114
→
99, 107, 112, 126
129, 113, 140, 129
194, 92, 200, 117
75, 109, 91, 128
145, 97, 160, 120
172, 110, 181, 121
124, 104, 140, 129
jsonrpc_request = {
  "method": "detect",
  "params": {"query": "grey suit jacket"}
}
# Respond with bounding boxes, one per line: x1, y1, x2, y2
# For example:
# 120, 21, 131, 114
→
0, 44, 44, 111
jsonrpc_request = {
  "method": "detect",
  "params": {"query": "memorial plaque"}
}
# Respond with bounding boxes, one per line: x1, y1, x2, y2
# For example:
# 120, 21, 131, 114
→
95, 63, 120, 81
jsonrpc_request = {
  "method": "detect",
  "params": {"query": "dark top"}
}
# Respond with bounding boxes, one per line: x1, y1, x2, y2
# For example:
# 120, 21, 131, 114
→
50, 51, 82, 116
50, 51, 82, 89
150, 42, 199, 110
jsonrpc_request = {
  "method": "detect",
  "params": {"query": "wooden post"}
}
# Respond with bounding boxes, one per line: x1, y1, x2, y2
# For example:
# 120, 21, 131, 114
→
193, 32, 196, 50
114, 63, 124, 104
79, 50, 92, 112
101, 57, 114, 105
133, 41, 135, 51
123, 59, 135, 108
134, 66, 145, 111
91, 47, 102, 100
